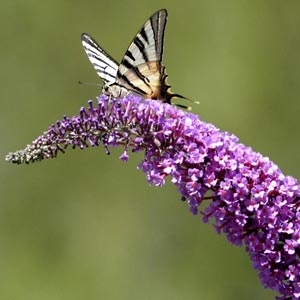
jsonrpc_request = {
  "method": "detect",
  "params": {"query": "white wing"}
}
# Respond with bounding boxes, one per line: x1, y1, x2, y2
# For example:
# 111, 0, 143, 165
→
81, 33, 119, 84
116, 9, 168, 96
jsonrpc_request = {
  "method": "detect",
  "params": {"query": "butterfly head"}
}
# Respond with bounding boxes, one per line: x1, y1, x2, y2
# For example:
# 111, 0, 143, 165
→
102, 83, 130, 98
102, 84, 110, 95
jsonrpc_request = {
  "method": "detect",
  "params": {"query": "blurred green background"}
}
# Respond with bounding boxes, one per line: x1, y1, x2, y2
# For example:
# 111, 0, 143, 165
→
1, 1, 300, 299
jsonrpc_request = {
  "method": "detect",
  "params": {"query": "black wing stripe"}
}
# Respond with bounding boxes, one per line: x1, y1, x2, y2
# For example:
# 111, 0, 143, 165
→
133, 35, 149, 63
92, 67, 116, 81
117, 71, 148, 95
124, 49, 135, 62
134, 67, 150, 84
84, 49, 118, 69
140, 27, 149, 45
122, 59, 151, 86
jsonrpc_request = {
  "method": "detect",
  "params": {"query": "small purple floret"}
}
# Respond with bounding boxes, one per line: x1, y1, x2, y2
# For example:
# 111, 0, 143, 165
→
5, 94, 300, 300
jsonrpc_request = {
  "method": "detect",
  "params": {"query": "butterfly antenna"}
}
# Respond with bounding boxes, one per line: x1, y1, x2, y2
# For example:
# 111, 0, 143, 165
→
78, 80, 102, 87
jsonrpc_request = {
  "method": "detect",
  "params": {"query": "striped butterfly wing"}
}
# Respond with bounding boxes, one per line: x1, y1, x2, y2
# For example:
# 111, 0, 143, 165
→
81, 33, 119, 85
116, 9, 171, 102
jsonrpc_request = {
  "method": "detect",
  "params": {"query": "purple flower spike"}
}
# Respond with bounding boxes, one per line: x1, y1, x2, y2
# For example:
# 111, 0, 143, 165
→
5, 94, 300, 300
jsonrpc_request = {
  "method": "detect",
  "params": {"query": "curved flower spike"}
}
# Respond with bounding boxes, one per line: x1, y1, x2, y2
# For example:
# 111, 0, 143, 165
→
6, 95, 300, 300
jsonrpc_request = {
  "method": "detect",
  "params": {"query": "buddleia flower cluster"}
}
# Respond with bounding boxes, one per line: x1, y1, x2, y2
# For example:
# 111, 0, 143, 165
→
6, 95, 300, 300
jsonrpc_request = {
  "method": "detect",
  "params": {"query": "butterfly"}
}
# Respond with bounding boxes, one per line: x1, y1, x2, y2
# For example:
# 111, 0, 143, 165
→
81, 9, 193, 108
